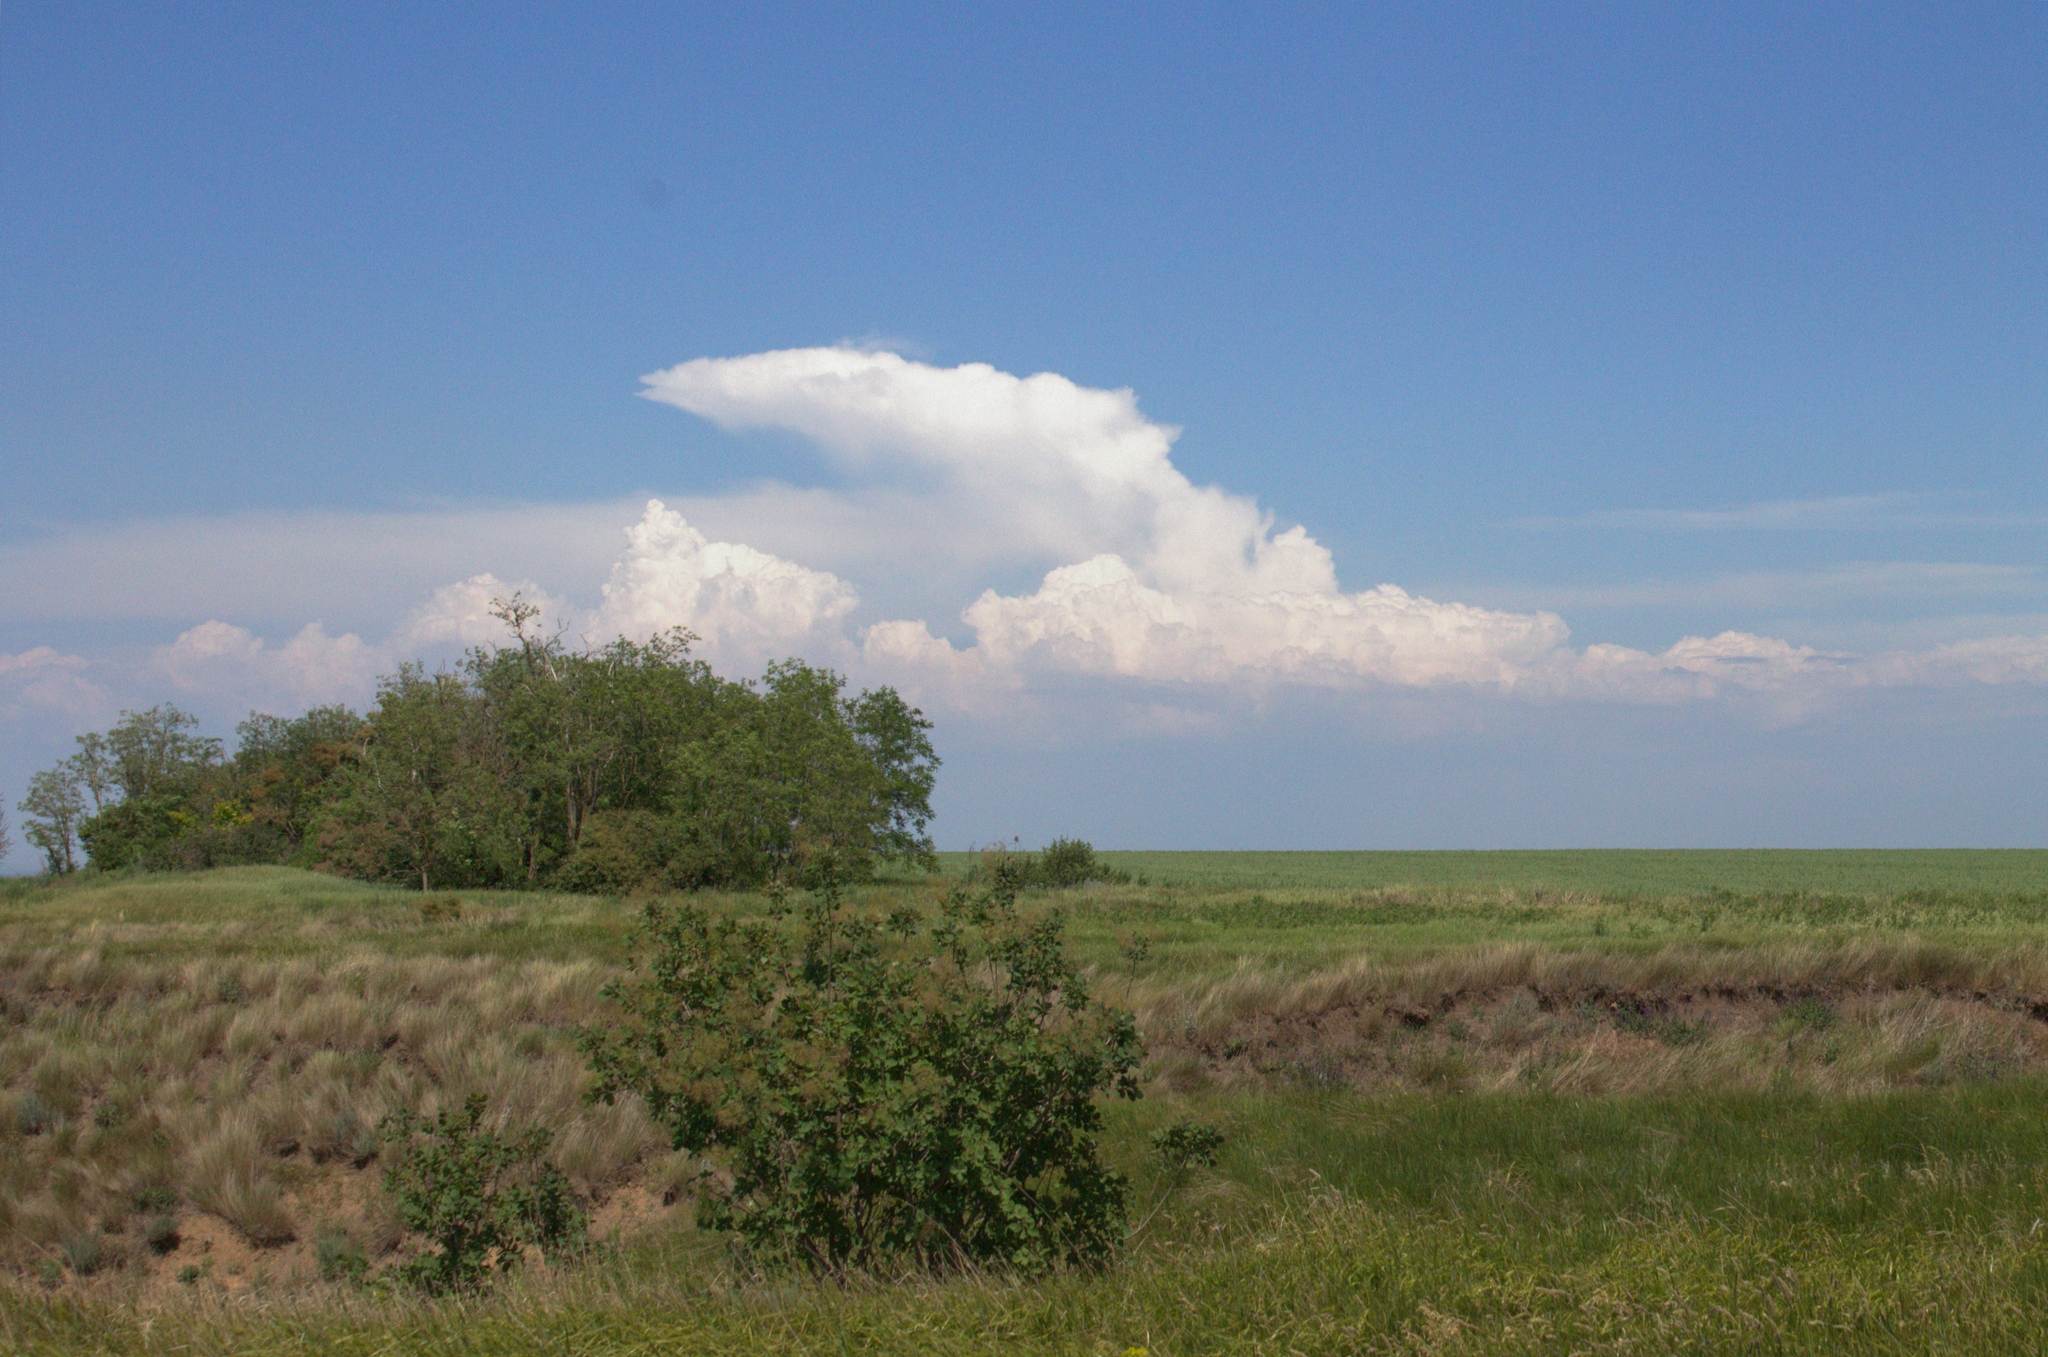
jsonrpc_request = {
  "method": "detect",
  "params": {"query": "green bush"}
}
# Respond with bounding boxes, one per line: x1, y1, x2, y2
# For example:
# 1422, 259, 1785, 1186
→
1038, 837, 1122, 888
378, 1094, 584, 1294
977, 839, 1130, 891
582, 863, 1144, 1273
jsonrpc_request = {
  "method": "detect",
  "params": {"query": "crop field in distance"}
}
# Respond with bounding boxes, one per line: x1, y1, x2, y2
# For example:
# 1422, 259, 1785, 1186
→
5, 848, 2048, 1355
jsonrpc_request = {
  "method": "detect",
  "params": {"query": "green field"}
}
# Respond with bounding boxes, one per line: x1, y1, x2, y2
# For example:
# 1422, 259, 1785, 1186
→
9, 852, 2048, 1353
946, 847, 2048, 895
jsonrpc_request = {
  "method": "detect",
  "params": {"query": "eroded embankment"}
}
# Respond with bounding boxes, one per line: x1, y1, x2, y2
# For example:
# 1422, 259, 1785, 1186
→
1135, 941, 2048, 1094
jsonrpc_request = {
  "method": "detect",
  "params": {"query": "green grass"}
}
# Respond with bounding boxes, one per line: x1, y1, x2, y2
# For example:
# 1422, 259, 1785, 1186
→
1075, 848, 2048, 895
12, 1087, 2048, 1354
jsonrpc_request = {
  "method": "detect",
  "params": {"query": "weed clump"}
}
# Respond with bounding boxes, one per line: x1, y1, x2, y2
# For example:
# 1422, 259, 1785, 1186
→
584, 862, 1143, 1273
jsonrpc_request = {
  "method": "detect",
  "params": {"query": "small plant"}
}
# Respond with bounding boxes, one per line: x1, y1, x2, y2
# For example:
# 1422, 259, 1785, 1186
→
177, 1263, 205, 1286
60, 1233, 103, 1277
1151, 1120, 1226, 1170
583, 864, 1143, 1273
1783, 996, 1838, 1030
92, 1101, 126, 1130
144, 1214, 181, 1254
36, 1258, 62, 1289
417, 894, 463, 923
214, 973, 246, 1005
379, 1094, 583, 1294
315, 1228, 368, 1284
15, 1092, 59, 1136
134, 1184, 179, 1214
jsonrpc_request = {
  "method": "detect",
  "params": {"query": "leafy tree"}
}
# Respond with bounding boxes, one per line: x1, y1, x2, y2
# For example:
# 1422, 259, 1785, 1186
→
582, 864, 1143, 1272
233, 706, 363, 855
19, 766, 85, 874
73, 706, 223, 870
316, 666, 516, 890
0, 798, 13, 869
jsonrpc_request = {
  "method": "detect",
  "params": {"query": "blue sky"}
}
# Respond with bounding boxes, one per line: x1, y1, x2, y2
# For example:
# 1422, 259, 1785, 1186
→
4, 3, 2045, 855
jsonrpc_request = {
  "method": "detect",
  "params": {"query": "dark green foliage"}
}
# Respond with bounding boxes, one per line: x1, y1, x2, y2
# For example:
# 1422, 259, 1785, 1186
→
38, 598, 940, 891
143, 1214, 181, 1255
132, 1184, 178, 1215
582, 864, 1144, 1273
1038, 838, 1122, 888
1151, 1120, 1226, 1170
378, 1094, 584, 1294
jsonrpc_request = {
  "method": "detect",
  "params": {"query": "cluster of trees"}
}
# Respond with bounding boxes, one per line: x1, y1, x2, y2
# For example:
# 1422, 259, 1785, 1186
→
12, 600, 938, 891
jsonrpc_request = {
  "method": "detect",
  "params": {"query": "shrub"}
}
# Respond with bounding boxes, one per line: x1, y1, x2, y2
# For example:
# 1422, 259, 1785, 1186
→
977, 839, 1130, 891
582, 864, 1144, 1273
133, 1184, 178, 1214
1039, 837, 1123, 888
378, 1094, 584, 1294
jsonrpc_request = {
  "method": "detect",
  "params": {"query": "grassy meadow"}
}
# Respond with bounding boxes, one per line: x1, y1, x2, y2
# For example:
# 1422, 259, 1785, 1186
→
6, 851, 2048, 1353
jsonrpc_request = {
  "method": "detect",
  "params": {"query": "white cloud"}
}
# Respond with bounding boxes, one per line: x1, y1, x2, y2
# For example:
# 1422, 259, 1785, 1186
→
591, 500, 858, 657
0, 647, 106, 720
9, 349, 2048, 742
397, 574, 568, 650
645, 348, 1569, 692
151, 621, 383, 711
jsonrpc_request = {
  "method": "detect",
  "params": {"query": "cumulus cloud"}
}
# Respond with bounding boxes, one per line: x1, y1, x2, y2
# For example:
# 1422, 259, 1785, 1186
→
398, 574, 568, 649
0, 647, 106, 720
645, 348, 1571, 692
151, 621, 383, 710
639, 348, 2048, 716
591, 500, 858, 656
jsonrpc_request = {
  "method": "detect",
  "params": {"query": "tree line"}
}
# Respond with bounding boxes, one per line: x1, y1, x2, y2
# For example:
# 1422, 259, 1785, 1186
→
11, 598, 938, 890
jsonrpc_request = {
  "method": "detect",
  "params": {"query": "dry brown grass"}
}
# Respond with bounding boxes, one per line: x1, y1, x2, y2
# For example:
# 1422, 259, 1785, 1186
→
1134, 939, 2048, 1096
0, 945, 666, 1280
